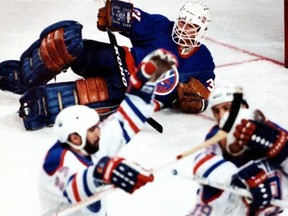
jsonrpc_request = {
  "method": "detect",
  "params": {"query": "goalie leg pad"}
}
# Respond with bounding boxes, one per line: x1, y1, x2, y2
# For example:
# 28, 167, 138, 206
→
0, 60, 28, 94
39, 20, 83, 71
76, 77, 123, 117
19, 86, 47, 130
19, 82, 78, 130
76, 77, 109, 104
45, 82, 79, 126
20, 20, 84, 87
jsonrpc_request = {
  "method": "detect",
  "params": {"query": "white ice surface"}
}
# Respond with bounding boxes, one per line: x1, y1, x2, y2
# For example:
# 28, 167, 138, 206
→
0, 0, 287, 215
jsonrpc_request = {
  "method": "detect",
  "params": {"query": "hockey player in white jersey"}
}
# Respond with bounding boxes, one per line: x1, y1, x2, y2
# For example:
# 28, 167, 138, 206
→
38, 48, 178, 216
188, 85, 288, 216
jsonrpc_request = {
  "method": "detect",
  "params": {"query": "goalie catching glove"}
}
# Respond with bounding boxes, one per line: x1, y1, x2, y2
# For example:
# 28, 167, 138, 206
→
94, 156, 154, 193
173, 78, 210, 113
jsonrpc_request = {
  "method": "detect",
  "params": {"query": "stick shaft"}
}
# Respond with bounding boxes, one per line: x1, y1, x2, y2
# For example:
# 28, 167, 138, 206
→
176, 130, 227, 160
175, 171, 288, 209
51, 186, 116, 216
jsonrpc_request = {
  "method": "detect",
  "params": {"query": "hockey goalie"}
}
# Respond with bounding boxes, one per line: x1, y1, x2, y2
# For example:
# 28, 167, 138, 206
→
0, 0, 215, 130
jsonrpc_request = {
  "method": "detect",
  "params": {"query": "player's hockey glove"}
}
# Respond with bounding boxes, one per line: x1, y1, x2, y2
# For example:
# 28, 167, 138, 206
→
130, 48, 178, 89
94, 156, 154, 193
97, 0, 133, 32
233, 119, 288, 166
128, 49, 178, 103
173, 78, 210, 113
231, 161, 272, 209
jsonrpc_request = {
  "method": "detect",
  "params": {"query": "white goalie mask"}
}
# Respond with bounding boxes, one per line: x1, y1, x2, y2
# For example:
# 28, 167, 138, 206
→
172, 1, 210, 51
54, 105, 100, 151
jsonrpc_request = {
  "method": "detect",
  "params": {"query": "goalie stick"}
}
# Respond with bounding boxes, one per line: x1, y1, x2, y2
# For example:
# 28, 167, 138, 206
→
103, 0, 163, 133
50, 88, 244, 216
172, 169, 288, 209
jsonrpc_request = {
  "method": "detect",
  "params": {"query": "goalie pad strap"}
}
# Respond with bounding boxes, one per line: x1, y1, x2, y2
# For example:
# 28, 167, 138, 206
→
76, 77, 109, 105
40, 28, 75, 72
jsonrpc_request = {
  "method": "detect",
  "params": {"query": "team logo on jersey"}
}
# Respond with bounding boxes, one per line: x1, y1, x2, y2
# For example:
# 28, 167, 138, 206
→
155, 69, 179, 96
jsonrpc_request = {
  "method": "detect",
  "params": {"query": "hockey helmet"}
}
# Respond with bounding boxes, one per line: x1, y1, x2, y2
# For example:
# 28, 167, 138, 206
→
172, 1, 210, 49
54, 105, 100, 150
208, 85, 248, 108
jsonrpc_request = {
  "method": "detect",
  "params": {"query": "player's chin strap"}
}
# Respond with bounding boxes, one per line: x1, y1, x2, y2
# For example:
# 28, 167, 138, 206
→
171, 169, 288, 209
49, 88, 244, 215
102, 0, 163, 133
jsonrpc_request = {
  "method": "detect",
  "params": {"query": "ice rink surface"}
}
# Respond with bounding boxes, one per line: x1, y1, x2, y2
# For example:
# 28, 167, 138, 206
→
0, 0, 287, 215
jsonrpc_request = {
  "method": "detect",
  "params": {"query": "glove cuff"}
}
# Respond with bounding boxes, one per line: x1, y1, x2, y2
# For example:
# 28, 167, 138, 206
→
94, 156, 111, 181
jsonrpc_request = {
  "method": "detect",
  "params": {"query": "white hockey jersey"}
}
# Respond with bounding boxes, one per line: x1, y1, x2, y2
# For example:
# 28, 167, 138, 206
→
188, 142, 288, 216
39, 94, 154, 216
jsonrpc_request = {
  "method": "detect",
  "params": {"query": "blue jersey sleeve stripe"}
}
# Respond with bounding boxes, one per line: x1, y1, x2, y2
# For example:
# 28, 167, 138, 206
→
203, 159, 226, 178
82, 169, 93, 197
125, 96, 146, 123
119, 120, 130, 143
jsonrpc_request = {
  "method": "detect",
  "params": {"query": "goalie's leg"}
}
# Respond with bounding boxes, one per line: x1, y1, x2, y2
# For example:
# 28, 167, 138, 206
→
0, 20, 84, 94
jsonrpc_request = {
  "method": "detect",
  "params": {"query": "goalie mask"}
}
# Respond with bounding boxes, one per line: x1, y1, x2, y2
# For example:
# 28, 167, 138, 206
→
172, 1, 210, 52
54, 105, 100, 153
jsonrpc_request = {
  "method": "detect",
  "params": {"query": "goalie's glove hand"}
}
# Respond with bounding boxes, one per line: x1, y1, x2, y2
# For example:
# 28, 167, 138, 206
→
173, 78, 210, 113
231, 162, 272, 209
233, 119, 288, 165
94, 156, 154, 193
130, 48, 178, 90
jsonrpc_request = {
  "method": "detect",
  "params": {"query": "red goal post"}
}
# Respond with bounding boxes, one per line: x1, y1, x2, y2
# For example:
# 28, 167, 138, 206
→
285, 0, 288, 67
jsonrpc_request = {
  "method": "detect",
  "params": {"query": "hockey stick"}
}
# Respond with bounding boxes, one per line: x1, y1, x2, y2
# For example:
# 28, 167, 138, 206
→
51, 88, 243, 215
175, 87, 243, 160
103, 0, 163, 133
44, 185, 116, 216
108, 28, 163, 133
172, 169, 288, 209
